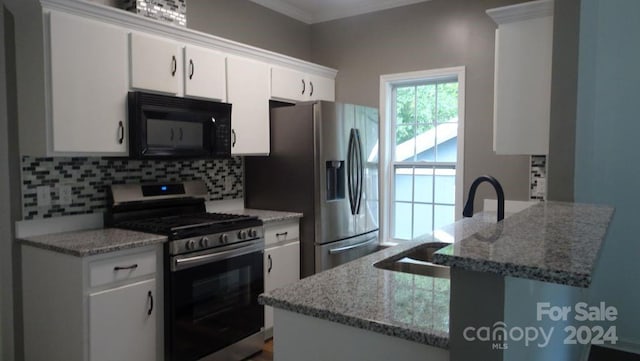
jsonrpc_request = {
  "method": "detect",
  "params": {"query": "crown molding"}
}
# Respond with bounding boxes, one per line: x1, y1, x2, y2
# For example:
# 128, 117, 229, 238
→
250, 0, 431, 25
312, 0, 431, 24
249, 0, 313, 24
487, 0, 554, 25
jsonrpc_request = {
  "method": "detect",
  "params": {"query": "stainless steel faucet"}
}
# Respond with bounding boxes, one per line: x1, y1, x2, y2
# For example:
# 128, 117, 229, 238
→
463, 175, 505, 222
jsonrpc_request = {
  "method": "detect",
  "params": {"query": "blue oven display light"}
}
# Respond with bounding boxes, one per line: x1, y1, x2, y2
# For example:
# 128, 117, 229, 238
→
161, 185, 168, 192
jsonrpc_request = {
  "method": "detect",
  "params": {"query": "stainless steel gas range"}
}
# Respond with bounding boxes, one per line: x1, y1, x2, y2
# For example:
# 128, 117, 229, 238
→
107, 180, 264, 361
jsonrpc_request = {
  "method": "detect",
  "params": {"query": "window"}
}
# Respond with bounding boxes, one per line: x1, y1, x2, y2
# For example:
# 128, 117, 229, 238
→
381, 68, 465, 241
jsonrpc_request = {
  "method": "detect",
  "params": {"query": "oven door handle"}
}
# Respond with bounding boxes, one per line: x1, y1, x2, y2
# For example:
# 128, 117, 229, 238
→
172, 240, 264, 271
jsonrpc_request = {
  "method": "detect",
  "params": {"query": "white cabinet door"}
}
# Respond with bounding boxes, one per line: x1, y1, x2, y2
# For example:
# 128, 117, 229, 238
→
271, 67, 305, 102
184, 45, 226, 101
227, 56, 270, 155
264, 241, 300, 330
89, 279, 157, 361
489, 1, 553, 155
48, 11, 128, 154
130, 33, 181, 95
307, 74, 335, 102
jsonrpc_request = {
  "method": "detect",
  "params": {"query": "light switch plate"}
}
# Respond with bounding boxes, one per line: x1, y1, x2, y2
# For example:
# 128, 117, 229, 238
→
36, 186, 51, 207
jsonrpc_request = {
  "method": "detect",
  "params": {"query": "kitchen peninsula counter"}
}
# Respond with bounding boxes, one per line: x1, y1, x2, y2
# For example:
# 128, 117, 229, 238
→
259, 201, 614, 358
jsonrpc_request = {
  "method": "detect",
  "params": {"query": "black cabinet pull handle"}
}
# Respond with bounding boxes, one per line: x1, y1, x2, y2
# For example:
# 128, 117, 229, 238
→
147, 291, 153, 316
171, 55, 177, 76
117, 121, 124, 144
179, 128, 183, 141
267, 254, 272, 273
301, 79, 306, 95
189, 59, 194, 80
275, 232, 288, 238
232, 129, 236, 147
310, 81, 314, 97
114, 264, 138, 271
170, 128, 175, 141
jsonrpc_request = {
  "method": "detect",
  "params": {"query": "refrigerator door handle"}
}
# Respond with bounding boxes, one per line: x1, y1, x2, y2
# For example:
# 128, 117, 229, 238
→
354, 129, 364, 214
347, 129, 357, 215
328, 235, 378, 254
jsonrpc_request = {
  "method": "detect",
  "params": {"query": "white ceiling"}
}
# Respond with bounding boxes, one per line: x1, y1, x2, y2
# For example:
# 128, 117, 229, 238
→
249, 0, 432, 24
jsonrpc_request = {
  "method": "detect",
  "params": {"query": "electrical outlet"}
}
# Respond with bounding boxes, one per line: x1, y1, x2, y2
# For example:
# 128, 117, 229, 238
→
59, 185, 72, 206
36, 186, 51, 207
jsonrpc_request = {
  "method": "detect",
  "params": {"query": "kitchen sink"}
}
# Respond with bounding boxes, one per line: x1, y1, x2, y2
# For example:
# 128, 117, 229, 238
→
373, 242, 451, 278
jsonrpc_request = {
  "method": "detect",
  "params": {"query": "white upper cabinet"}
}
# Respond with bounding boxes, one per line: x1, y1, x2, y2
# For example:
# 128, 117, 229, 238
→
489, 0, 554, 155
307, 74, 336, 102
16, 1, 336, 157
271, 67, 306, 102
227, 56, 270, 155
130, 32, 182, 95
48, 10, 128, 155
184, 45, 226, 101
271, 67, 336, 102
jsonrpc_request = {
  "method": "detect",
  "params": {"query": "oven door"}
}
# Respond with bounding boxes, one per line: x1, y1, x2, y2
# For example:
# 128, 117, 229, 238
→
166, 241, 264, 361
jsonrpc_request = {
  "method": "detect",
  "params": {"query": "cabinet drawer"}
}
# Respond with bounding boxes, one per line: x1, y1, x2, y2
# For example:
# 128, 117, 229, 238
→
264, 220, 299, 246
89, 250, 156, 288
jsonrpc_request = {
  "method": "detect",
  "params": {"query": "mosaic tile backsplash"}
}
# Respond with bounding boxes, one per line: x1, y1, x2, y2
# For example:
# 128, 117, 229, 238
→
530, 155, 547, 201
122, 0, 187, 27
21, 156, 243, 220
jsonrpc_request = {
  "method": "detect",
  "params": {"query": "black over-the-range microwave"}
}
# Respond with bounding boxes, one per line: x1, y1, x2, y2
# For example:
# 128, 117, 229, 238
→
128, 91, 232, 159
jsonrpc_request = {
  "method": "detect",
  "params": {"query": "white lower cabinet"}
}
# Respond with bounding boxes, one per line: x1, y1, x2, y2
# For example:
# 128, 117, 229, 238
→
89, 279, 157, 361
263, 219, 301, 336
21, 244, 162, 361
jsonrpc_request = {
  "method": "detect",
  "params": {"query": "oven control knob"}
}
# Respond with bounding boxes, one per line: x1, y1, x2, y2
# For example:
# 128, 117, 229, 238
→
199, 237, 209, 248
248, 229, 257, 238
219, 234, 229, 244
238, 230, 248, 240
185, 239, 196, 251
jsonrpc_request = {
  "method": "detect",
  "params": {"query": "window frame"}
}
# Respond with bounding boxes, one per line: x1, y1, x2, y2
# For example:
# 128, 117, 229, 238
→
379, 67, 466, 243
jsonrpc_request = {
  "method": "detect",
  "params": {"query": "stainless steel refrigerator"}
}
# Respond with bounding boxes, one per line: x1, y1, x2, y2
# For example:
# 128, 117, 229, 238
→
245, 101, 379, 278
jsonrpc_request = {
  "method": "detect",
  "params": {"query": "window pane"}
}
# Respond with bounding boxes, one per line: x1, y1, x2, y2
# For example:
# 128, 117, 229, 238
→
413, 203, 433, 238
396, 86, 415, 125
395, 125, 415, 161
436, 82, 458, 123
414, 167, 434, 203
434, 205, 455, 230
434, 168, 456, 204
394, 202, 413, 240
415, 123, 436, 162
435, 123, 457, 162
394, 167, 413, 202
416, 84, 435, 125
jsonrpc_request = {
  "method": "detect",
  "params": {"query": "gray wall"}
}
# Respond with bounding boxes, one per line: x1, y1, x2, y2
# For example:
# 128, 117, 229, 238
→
575, 0, 640, 347
310, 0, 531, 206
187, 0, 312, 61
547, 0, 580, 201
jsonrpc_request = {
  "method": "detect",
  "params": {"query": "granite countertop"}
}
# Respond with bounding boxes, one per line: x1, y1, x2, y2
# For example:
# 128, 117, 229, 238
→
18, 228, 168, 257
230, 208, 303, 224
432, 201, 614, 288
260, 202, 614, 348
259, 212, 499, 349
